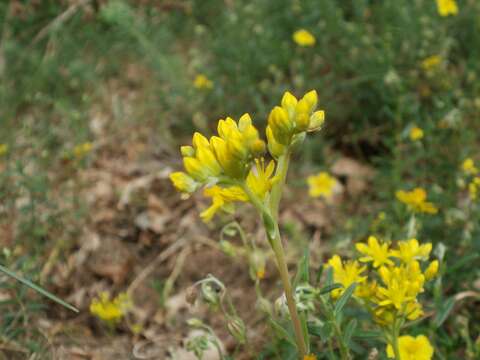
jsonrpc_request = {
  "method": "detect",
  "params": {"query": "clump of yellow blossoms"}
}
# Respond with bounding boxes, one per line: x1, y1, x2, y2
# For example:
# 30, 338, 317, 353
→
90, 292, 131, 324
293, 29, 316, 47
396, 188, 438, 214
461, 158, 480, 200
170, 90, 324, 222
387, 335, 434, 360
421, 55, 442, 71
409, 126, 424, 141
327, 237, 437, 359
435, 0, 458, 17
303, 355, 317, 360
0, 144, 8, 156
73, 142, 93, 159
193, 74, 213, 90
307, 171, 337, 199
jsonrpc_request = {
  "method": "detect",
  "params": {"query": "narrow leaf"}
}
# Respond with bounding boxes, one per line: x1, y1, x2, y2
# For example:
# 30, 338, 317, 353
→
334, 283, 357, 316
433, 296, 455, 328
0, 264, 78, 313
268, 319, 297, 348
319, 283, 343, 295
343, 319, 357, 346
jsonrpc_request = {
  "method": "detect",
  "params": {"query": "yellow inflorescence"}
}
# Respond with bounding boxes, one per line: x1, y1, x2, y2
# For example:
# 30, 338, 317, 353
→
435, 0, 458, 17
293, 29, 316, 47
193, 74, 213, 90
303, 355, 317, 360
0, 144, 8, 156
409, 126, 424, 141
461, 158, 478, 175
328, 236, 438, 326
396, 188, 438, 214
90, 292, 131, 324
73, 142, 93, 159
307, 171, 337, 199
170, 91, 324, 222
421, 55, 442, 71
387, 335, 434, 360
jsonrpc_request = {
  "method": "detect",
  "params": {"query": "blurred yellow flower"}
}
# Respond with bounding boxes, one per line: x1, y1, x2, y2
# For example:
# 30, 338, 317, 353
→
0, 144, 8, 156
293, 29, 316, 47
424, 260, 439, 280
396, 188, 438, 214
307, 171, 337, 198
461, 158, 478, 175
436, 0, 458, 17
391, 239, 432, 264
356, 236, 394, 268
421, 55, 442, 71
387, 335, 434, 360
90, 292, 131, 324
327, 255, 367, 298
303, 355, 317, 360
193, 74, 213, 90
468, 177, 480, 200
409, 126, 424, 141
73, 142, 93, 159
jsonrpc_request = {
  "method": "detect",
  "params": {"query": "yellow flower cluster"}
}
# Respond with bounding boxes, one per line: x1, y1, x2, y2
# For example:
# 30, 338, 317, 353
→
396, 188, 438, 214
293, 29, 316, 47
307, 171, 337, 199
409, 126, 424, 141
73, 142, 93, 159
421, 55, 442, 72
387, 335, 434, 360
436, 0, 458, 17
193, 74, 213, 90
461, 158, 480, 200
170, 91, 324, 222
90, 292, 131, 324
328, 237, 438, 325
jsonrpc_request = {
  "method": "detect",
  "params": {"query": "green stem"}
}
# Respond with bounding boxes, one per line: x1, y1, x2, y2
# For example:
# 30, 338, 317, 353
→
391, 318, 401, 360
270, 152, 290, 220
241, 184, 307, 358
333, 321, 350, 360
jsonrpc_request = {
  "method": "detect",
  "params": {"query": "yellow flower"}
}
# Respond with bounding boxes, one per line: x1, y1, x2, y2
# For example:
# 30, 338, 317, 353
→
327, 255, 367, 298
267, 90, 324, 150
356, 236, 394, 268
293, 29, 316, 47
193, 74, 213, 90
436, 0, 458, 17
303, 355, 317, 360
424, 260, 439, 280
396, 188, 438, 214
73, 142, 93, 159
169, 171, 199, 194
200, 185, 247, 222
409, 126, 424, 141
307, 171, 337, 198
469, 177, 480, 200
461, 158, 478, 175
387, 335, 434, 360
391, 239, 432, 264
246, 158, 278, 199
90, 292, 131, 324
421, 55, 442, 71
0, 144, 8, 156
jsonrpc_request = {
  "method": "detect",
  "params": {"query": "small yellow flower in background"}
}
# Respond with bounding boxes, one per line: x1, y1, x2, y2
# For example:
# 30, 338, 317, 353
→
303, 355, 317, 360
90, 292, 131, 324
193, 74, 213, 90
396, 188, 438, 214
307, 171, 337, 198
436, 0, 458, 17
421, 55, 442, 71
409, 126, 424, 141
73, 142, 93, 159
327, 255, 367, 298
461, 158, 478, 175
293, 29, 316, 47
0, 144, 8, 156
356, 236, 394, 268
387, 335, 434, 360
468, 176, 480, 200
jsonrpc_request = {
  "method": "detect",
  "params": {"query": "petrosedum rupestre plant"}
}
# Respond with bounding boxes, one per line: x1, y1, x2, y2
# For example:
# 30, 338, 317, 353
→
170, 90, 324, 358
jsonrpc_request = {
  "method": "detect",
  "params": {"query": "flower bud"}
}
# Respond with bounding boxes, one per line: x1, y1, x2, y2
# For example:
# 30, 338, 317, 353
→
424, 260, 439, 280
308, 110, 325, 132
187, 318, 205, 328
266, 126, 285, 158
180, 145, 195, 157
226, 316, 247, 344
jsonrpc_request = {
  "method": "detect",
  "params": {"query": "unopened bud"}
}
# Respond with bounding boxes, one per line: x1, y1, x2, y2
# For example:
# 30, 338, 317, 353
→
226, 316, 247, 344
308, 110, 325, 132
187, 318, 204, 328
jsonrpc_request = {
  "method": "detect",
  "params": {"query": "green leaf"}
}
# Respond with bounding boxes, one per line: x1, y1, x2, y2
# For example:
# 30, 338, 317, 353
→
0, 264, 78, 313
353, 330, 382, 339
293, 248, 310, 288
319, 283, 343, 295
268, 318, 297, 348
308, 322, 333, 341
433, 296, 455, 328
334, 283, 357, 317
343, 319, 357, 346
